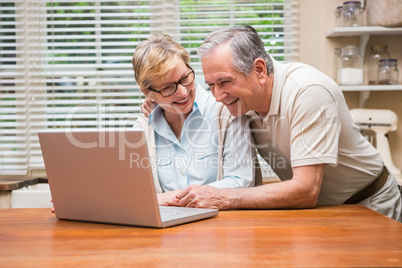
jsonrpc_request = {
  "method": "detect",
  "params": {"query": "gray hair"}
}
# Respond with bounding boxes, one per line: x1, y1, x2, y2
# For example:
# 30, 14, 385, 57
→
197, 25, 273, 76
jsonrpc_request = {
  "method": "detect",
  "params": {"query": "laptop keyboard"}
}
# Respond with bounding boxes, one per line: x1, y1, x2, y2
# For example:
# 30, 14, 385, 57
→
160, 212, 182, 221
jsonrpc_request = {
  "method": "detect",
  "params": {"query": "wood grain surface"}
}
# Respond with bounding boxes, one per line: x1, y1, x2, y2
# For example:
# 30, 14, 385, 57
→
0, 205, 401, 267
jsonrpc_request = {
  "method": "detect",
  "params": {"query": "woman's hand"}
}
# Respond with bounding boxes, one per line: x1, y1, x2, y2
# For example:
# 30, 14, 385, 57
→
157, 191, 181, 207
51, 199, 55, 213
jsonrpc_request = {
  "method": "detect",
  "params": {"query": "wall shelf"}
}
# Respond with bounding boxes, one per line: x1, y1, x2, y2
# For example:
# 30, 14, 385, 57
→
340, 85, 402, 92
326, 26, 402, 37
326, 26, 402, 107
326, 26, 402, 60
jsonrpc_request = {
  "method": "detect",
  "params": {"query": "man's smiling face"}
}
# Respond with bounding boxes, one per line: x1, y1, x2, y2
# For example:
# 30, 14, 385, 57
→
202, 44, 262, 117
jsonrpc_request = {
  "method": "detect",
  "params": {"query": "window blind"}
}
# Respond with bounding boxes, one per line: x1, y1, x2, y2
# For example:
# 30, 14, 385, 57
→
0, 0, 298, 176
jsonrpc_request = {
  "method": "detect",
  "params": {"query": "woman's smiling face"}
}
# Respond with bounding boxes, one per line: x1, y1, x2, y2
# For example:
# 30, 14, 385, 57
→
147, 59, 196, 119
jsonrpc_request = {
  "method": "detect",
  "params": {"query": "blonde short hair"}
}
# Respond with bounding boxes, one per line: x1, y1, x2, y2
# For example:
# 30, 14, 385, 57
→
132, 34, 190, 93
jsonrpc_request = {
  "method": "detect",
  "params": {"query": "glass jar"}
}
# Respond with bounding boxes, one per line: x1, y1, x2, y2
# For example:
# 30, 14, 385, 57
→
339, 45, 363, 85
378, 59, 399, 85
366, 45, 390, 85
333, 48, 341, 84
335, 6, 343, 27
341, 1, 363, 27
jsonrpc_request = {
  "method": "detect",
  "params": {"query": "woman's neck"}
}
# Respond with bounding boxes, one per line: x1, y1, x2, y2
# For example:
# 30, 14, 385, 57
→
164, 110, 192, 140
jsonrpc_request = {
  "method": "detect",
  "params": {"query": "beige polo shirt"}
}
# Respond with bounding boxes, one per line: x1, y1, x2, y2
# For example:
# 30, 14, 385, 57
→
248, 59, 383, 204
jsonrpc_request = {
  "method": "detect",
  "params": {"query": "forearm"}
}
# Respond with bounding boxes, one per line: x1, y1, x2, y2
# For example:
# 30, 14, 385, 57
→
229, 179, 319, 210
177, 165, 324, 210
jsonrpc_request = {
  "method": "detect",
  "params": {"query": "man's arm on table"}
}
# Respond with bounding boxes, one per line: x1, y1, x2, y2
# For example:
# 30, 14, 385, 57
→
176, 164, 325, 210
141, 98, 156, 117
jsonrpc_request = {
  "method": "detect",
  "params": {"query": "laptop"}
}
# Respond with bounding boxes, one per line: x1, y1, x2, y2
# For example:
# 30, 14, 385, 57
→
38, 129, 218, 228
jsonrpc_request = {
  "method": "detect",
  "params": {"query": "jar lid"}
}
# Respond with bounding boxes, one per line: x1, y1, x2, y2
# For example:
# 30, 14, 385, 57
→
341, 45, 360, 53
371, 45, 387, 50
343, 45, 358, 49
379, 59, 398, 67
379, 59, 397, 63
343, 1, 361, 4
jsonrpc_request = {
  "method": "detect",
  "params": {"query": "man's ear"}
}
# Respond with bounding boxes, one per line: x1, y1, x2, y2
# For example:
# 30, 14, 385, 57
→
254, 58, 267, 84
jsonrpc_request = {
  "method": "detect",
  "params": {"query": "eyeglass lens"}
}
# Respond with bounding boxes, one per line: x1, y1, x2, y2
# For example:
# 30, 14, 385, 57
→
161, 71, 194, 97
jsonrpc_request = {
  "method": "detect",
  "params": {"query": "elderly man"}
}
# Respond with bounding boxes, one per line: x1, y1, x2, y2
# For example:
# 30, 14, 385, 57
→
171, 25, 401, 222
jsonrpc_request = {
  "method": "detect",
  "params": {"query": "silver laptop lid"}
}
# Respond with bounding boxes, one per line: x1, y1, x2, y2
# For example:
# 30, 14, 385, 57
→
39, 129, 163, 227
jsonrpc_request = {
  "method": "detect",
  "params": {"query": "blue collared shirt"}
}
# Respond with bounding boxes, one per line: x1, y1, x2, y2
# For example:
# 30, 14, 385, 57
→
148, 85, 254, 192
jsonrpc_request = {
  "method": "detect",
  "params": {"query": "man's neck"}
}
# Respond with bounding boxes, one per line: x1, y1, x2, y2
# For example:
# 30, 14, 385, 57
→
254, 75, 274, 118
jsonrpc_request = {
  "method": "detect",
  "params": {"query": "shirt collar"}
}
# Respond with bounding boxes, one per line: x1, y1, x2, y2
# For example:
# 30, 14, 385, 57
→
268, 58, 285, 117
193, 84, 208, 116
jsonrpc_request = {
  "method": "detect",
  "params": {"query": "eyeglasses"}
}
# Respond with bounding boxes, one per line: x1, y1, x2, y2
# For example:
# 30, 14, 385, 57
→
148, 66, 195, 98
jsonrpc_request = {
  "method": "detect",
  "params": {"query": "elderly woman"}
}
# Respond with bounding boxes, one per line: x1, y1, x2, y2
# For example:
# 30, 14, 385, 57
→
132, 34, 261, 206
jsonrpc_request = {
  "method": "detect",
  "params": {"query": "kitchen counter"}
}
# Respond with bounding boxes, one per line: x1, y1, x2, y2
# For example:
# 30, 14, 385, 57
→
0, 177, 48, 191
0, 177, 48, 208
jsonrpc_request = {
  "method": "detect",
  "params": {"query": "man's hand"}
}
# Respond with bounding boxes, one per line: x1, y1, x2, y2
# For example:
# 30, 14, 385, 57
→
141, 98, 157, 117
157, 191, 181, 207
176, 185, 234, 210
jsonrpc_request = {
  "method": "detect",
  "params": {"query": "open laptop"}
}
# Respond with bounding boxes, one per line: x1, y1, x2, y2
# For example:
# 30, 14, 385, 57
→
38, 129, 218, 228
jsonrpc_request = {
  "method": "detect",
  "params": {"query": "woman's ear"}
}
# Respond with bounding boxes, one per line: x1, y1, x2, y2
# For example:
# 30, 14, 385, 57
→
141, 89, 152, 99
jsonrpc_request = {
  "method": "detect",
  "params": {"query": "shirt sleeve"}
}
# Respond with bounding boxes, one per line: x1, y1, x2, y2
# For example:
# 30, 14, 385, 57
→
289, 85, 340, 167
208, 115, 256, 189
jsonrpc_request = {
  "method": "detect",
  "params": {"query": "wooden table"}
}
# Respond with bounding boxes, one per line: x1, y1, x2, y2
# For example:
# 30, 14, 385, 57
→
1, 205, 401, 267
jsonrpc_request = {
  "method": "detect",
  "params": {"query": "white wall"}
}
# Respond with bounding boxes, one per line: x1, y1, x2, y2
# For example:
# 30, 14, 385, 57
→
299, 0, 402, 170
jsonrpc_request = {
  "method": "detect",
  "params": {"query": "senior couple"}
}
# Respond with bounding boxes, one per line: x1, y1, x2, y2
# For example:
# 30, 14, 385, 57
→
133, 25, 401, 222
